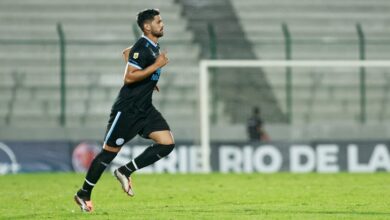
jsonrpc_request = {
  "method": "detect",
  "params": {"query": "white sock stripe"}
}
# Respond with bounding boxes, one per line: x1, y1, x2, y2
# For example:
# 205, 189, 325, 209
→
132, 160, 139, 170
85, 179, 95, 186
104, 111, 122, 143
124, 164, 132, 172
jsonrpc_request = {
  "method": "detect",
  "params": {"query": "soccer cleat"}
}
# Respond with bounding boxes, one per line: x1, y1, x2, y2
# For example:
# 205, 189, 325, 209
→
114, 169, 135, 196
74, 190, 94, 212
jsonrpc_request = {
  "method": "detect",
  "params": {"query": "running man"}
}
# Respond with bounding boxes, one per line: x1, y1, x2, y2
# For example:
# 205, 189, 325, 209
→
74, 9, 175, 212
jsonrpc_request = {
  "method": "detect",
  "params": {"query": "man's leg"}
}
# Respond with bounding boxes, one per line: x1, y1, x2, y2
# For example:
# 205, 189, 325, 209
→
115, 130, 175, 195
119, 130, 175, 175
74, 144, 120, 212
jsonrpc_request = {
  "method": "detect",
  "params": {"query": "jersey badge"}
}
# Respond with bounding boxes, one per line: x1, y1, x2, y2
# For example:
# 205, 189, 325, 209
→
133, 52, 139, 59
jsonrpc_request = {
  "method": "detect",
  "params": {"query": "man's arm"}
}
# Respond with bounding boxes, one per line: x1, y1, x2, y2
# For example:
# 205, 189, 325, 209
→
123, 52, 169, 85
122, 46, 132, 63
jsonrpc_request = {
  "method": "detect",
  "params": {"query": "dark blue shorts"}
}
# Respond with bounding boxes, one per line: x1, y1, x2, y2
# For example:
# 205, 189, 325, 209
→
103, 107, 170, 147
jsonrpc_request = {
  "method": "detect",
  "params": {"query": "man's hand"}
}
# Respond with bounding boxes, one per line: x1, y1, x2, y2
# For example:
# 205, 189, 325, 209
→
123, 50, 168, 85
154, 51, 169, 68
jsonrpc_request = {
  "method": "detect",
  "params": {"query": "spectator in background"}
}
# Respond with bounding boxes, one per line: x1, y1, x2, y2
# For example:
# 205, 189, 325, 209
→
247, 107, 270, 142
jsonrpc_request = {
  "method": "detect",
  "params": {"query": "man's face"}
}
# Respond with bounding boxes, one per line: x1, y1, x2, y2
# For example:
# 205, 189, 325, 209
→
148, 15, 164, 38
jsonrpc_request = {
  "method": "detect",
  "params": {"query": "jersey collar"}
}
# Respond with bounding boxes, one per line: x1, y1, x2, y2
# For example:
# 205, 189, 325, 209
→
142, 35, 158, 48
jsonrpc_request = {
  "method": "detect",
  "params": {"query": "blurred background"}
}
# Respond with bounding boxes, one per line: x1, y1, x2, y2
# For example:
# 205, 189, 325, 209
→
0, 0, 389, 173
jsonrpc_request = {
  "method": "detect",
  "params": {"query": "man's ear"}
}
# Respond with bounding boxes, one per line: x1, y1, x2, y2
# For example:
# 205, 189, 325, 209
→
144, 23, 151, 32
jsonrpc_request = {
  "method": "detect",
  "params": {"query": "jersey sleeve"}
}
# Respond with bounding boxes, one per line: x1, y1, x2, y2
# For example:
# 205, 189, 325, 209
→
128, 45, 148, 69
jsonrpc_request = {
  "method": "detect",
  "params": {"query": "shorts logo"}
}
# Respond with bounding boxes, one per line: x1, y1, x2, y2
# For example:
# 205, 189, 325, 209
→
133, 52, 139, 59
116, 138, 125, 146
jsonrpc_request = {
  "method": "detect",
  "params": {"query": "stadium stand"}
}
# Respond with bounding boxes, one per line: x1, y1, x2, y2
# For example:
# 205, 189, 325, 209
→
0, 0, 200, 140
179, 0, 288, 124
1, 0, 389, 141
231, 0, 390, 124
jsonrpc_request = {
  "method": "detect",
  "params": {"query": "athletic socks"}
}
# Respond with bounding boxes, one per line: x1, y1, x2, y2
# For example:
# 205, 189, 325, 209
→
118, 143, 175, 177
118, 160, 136, 177
80, 149, 118, 199
80, 144, 175, 198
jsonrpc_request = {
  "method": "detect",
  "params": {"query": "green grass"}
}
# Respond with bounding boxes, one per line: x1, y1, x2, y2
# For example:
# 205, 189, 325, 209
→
0, 173, 389, 219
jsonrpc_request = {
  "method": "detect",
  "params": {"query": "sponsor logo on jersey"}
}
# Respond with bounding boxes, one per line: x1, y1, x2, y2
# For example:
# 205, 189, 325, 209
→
151, 68, 162, 81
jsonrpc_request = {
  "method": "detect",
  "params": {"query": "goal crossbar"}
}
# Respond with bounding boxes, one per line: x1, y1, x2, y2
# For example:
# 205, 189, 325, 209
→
199, 59, 390, 173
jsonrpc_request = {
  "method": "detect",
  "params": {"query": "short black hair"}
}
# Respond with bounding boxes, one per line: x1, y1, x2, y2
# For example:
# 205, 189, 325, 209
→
137, 9, 160, 31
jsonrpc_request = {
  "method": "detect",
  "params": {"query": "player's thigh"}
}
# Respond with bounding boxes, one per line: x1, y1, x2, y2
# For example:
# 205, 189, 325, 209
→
149, 130, 175, 145
141, 107, 173, 144
104, 111, 142, 149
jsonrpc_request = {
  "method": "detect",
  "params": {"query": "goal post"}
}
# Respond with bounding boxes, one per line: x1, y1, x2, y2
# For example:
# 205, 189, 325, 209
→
199, 59, 390, 173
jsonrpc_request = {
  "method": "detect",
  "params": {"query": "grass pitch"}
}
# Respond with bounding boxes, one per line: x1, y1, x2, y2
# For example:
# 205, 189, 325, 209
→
0, 173, 389, 219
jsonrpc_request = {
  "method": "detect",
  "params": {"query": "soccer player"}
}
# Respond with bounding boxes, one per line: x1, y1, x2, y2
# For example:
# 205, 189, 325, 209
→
247, 107, 270, 142
74, 9, 175, 212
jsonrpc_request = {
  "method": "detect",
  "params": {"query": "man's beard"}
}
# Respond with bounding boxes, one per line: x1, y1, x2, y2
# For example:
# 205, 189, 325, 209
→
152, 29, 164, 38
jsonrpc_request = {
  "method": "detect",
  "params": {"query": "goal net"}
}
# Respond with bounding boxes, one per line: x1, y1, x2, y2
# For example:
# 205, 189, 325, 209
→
199, 60, 390, 172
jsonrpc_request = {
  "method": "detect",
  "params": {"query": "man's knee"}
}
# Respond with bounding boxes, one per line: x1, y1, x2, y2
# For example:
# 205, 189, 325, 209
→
103, 144, 121, 153
156, 143, 175, 158
94, 148, 118, 167
149, 131, 175, 145
160, 132, 175, 145
158, 139, 175, 145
